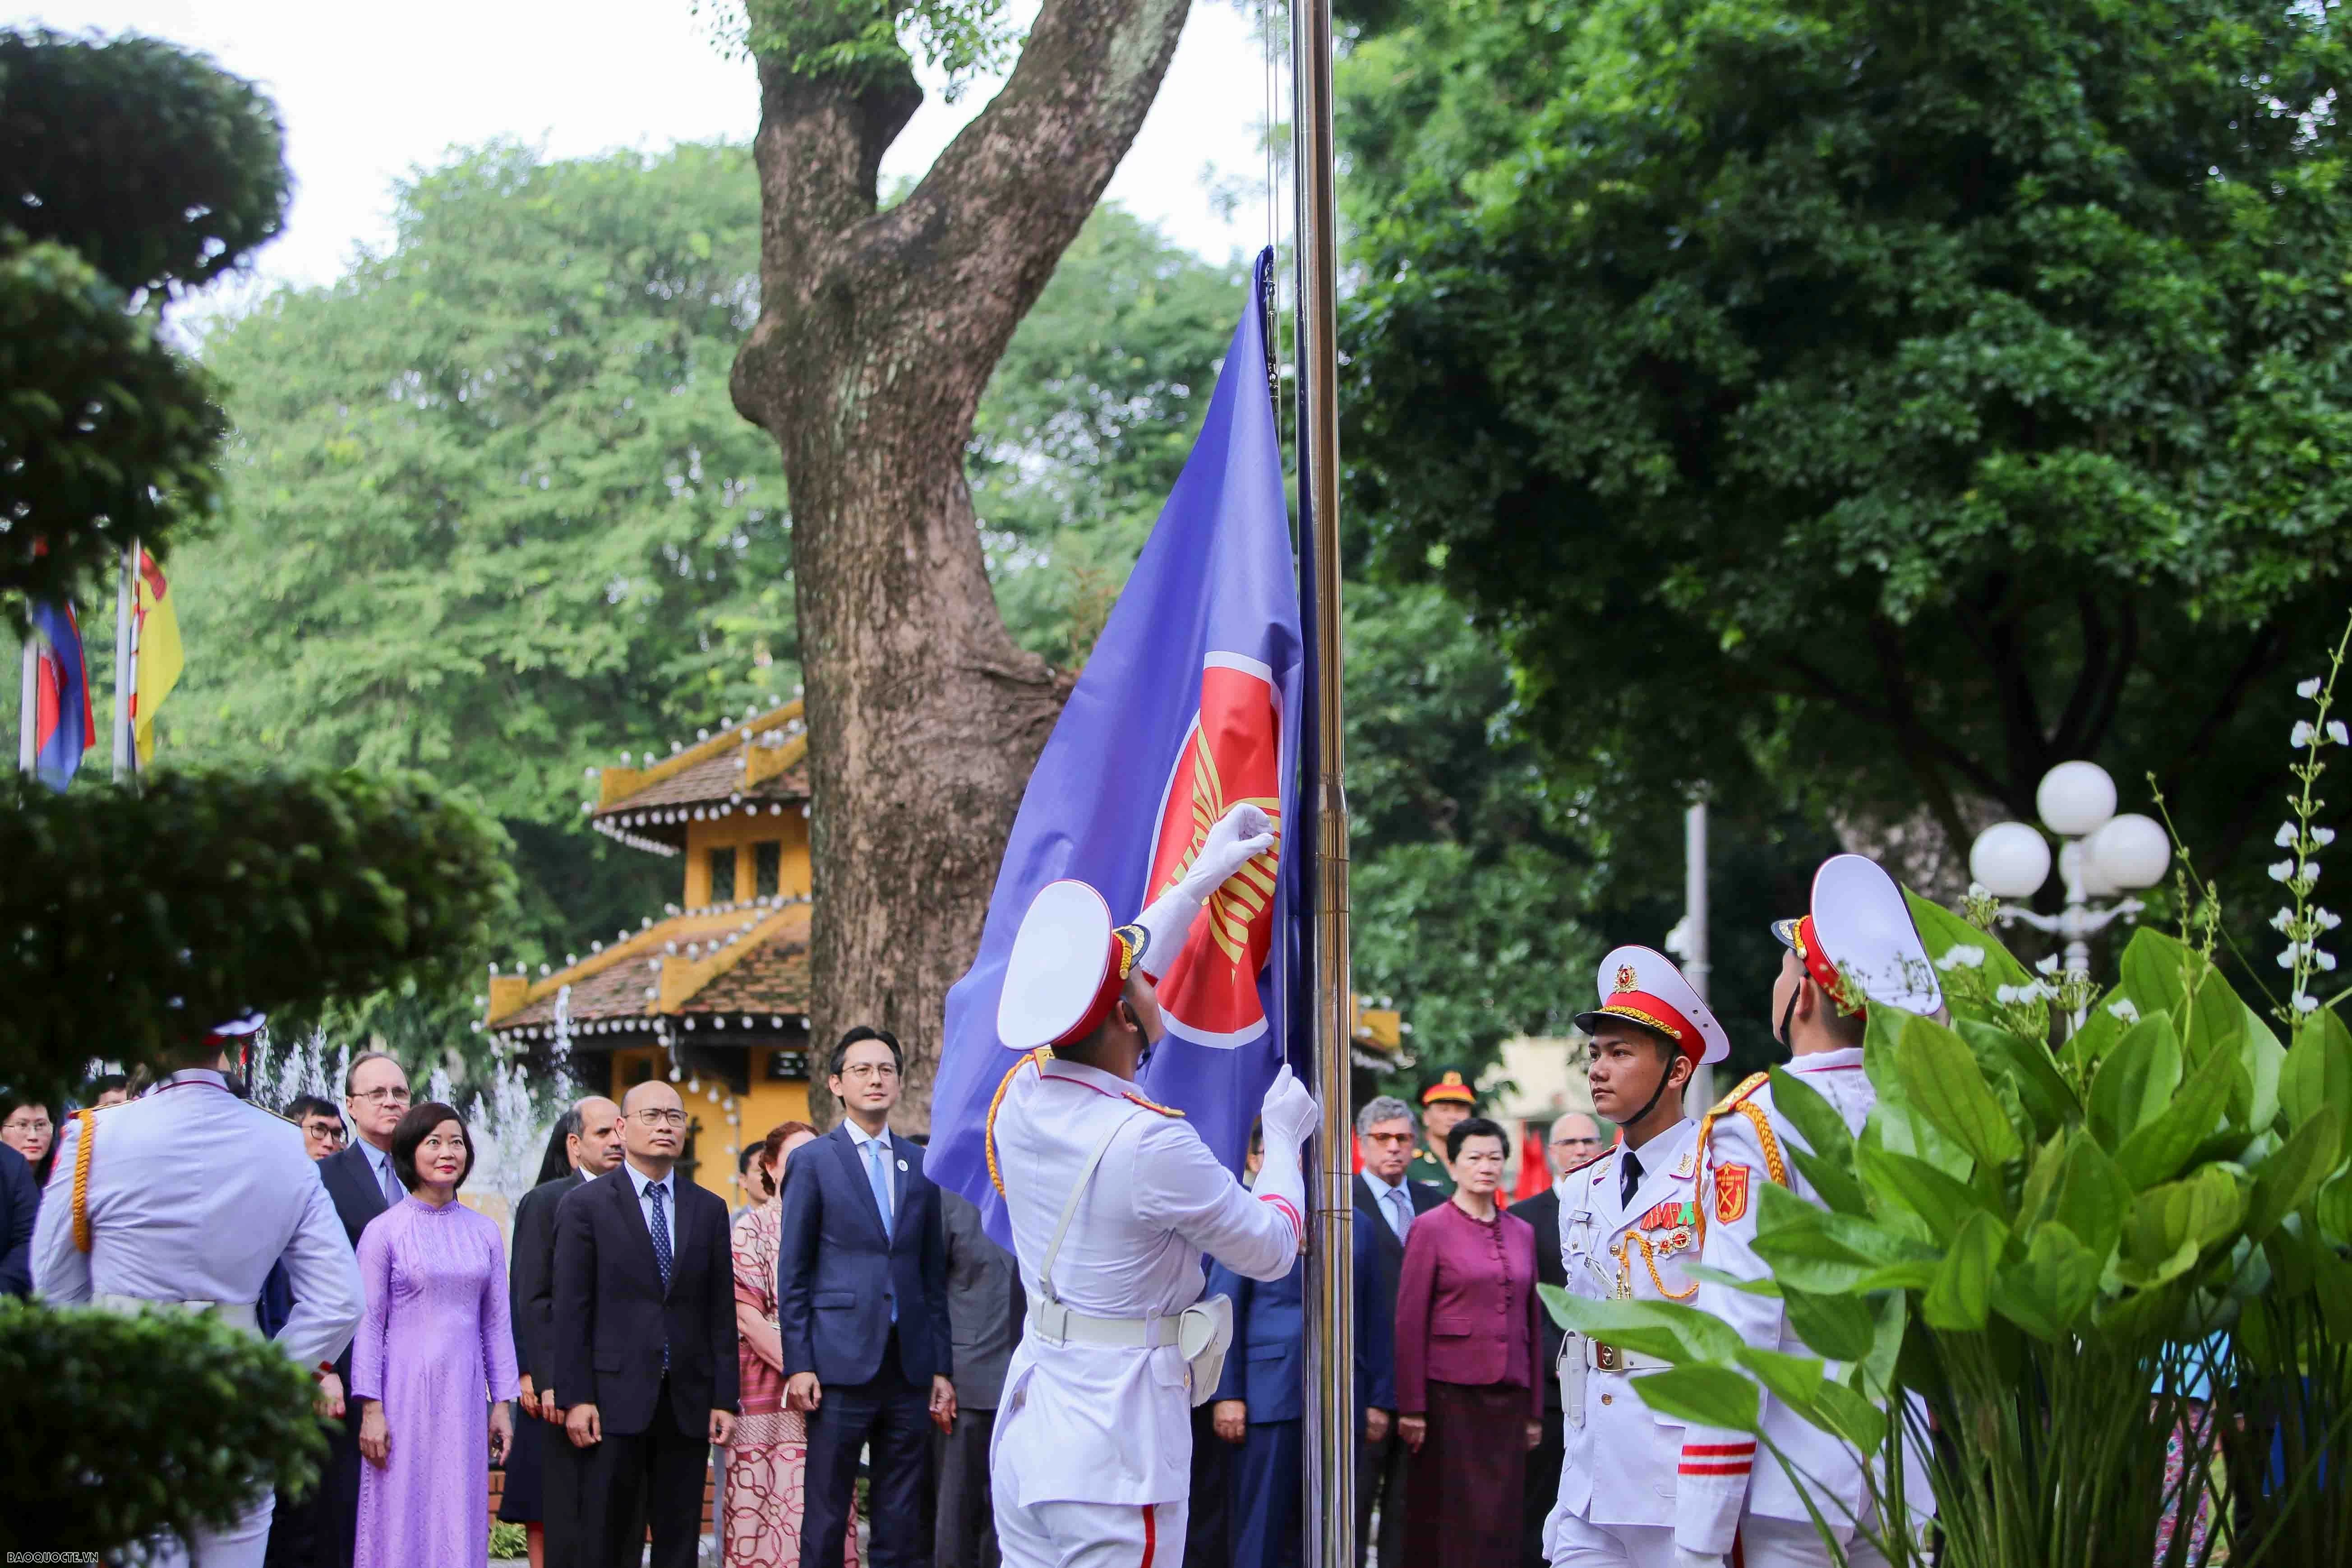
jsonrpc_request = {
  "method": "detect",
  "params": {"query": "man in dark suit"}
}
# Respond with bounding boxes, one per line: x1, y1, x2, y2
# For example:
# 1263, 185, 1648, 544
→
778, 1026, 953, 1568
0, 1141, 35, 1297
507, 1096, 623, 1568
934, 1186, 1023, 1568
1352, 1094, 1448, 1568
297, 1050, 411, 1568
554, 1079, 738, 1568
1512, 1111, 1605, 1568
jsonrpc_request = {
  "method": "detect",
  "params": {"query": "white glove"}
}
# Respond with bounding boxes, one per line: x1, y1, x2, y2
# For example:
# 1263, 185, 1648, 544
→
1133, 802, 1277, 978
1673, 1550, 1729, 1568
1258, 1064, 1319, 1149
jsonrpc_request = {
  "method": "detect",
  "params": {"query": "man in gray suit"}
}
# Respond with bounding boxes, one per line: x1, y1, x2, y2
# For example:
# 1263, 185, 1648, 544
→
934, 1187, 1024, 1568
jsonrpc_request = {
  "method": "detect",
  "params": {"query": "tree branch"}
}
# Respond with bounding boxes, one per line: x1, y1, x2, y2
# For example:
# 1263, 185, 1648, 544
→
2049, 590, 2109, 759
2156, 624, 2285, 800
1770, 649, 2014, 804
1864, 616, 1975, 853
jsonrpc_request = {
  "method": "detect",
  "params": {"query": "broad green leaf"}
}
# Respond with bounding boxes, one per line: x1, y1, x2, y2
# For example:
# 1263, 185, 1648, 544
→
2116, 1033, 2238, 1189
2119, 927, 2195, 1018
1859, 1288, 1907, 1398
2088, 1013, 2183, 1151
1989, 1222, 2101, 1342
2017, 1128, 2068, 1230
2310, 1237, 2352, 1339
1779, 1285, 1876, 1362
2283, 1010, 2352, 1159
2239, 1008, 2285, 1134
1786, 1141, 1872, 1219
2061, 995, 2126, 1075
1681, 1263, 1781, 1297
1537, 1288, 1745, 1363
1960, 1019, 2081, 1138
1770, 1065, 1857, 1170
1922, 1209, 2006, 1331
1628, 1365, 1761, 1432
2125, 1167, 2246, 1267
1895, 1015, 2023, 1169
1735, 1346, 1831, 1413
2318, 1174, 2352, 1247
2246, 1108, 2343, 1245
1808, 1376, 1889, 1453
2050, 1133, 2133, 1263
1854, 1141, 1994, 1245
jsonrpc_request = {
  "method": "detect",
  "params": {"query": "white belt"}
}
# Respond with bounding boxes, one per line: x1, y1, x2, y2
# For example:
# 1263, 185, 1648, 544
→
1579, 1333, 1668, 1373
1028, 1297, 1179, 1349
94, 1293, 260, 1335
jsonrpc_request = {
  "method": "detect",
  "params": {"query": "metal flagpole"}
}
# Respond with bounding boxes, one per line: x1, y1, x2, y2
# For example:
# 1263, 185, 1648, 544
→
16, 637, 36, 775
1294, 0, 1356, 1552
1682, 801, 1713, 1113
112, 538, 138, 781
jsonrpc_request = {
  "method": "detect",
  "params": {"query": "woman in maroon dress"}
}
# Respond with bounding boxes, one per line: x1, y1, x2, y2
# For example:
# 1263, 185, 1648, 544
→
724, 1121, 858, 1568
1395, 1116, 1546, 1568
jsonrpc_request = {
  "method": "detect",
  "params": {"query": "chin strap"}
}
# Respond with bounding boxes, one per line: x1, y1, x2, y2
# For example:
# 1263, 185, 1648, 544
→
1622, 1054, 1680, 1132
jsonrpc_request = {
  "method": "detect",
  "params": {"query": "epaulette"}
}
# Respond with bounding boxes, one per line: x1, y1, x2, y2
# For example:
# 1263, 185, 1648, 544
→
984, 1047, 1054, 1197
1121, 1091, 1185, 1119
1561, 1143, 1614, 1179
1691, 1071, 1787, 1252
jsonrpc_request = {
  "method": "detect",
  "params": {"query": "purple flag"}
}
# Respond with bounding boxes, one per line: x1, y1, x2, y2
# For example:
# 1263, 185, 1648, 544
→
930, 250, 1304, 1244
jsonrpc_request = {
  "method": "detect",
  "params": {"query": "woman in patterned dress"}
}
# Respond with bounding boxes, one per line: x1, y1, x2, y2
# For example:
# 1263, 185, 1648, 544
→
726, 1121, 860, 1568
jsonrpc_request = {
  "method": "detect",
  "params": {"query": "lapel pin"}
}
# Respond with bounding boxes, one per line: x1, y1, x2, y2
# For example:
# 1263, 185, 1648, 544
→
898, 1158, 909, 1172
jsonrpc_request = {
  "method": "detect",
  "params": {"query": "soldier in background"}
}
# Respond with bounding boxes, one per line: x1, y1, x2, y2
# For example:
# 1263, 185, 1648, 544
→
32, 1012, 364, 1567
1672, 856, 1942, 1568
1411, 1071, 1476, 1195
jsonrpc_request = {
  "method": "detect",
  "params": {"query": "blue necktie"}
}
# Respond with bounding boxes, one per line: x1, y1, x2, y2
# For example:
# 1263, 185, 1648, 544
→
1386, 1185, 1412, 1244
649, 1181, 673, 1370
377, 1153, 401, 1208
867, 1139, 898, 1323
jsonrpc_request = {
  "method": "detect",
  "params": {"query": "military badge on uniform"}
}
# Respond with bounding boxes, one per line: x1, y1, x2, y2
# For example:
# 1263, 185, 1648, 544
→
1714, 1162, 1752, 1224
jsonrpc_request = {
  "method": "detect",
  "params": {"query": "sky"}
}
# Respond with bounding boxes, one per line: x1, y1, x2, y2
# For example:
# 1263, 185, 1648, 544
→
16, 0, 1288, 293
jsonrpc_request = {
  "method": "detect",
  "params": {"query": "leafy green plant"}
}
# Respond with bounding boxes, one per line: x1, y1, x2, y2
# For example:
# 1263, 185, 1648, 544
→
1544, 907, 2345, 1567
0, 1298, 324, 1553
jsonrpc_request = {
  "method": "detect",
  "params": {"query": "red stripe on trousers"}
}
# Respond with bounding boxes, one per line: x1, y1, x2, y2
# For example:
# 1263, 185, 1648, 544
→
1140, 1503, 1157, 1568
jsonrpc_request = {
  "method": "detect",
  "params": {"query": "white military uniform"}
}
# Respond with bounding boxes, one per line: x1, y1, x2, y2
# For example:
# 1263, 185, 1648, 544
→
987, 1052, 1300, 1565
33, 1065, 365, 1568
1541, 1118, 1704, 1568
1673, 855, 1941, 1568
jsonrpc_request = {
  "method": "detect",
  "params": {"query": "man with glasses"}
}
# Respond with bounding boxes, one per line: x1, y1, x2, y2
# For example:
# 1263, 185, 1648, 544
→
777, 1025, 953, 1568
286, 1095, 347, 1160
306, 1050, 411, 1568
1351, 1095, 1447, 1568
1513, 1111, 1606, 1568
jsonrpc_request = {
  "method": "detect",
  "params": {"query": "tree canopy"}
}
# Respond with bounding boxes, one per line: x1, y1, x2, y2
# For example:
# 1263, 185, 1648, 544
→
1339, 0, 2352, 931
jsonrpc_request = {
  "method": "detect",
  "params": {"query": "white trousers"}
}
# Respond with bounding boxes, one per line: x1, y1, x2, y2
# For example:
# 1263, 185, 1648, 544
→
138, 1489, 275, 1568
992, 1484, 1187, 1568
1734, 1515, 1892, 1568
1547, 1512, 1681, 1568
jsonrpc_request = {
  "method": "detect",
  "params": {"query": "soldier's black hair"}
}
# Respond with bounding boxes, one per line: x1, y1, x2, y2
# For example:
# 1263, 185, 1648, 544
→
829, 1024, 904, 1080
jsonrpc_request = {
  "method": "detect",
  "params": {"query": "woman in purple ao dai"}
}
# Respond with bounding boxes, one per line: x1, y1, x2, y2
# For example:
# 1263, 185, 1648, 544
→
350, 1101, 519, 1568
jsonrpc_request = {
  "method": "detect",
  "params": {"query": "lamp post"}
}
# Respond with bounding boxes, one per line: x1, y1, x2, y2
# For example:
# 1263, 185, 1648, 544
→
1968, 761, 2173, 1017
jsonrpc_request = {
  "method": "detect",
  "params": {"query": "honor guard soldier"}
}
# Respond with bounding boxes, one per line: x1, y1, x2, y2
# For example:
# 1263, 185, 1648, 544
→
32, 1012, 365, 1567
985, 803, 1319, 1568
1539, 946, 1729, 1568
1672, 856, 1941, 1568
1412, 1070, 1476, 1195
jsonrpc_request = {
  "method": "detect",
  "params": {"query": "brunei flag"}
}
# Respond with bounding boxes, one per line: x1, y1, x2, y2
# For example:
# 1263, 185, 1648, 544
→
131, 549, 182, 766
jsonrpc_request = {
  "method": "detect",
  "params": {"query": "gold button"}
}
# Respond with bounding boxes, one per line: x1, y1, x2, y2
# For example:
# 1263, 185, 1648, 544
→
1600, 1393, 1613, 1406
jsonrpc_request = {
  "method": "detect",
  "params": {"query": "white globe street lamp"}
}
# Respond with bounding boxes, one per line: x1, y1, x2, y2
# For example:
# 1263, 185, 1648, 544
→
1969, 762, 2172, 1009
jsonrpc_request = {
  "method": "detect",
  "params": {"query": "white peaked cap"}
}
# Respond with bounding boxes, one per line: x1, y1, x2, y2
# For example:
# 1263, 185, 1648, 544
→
1574, 944, 1730, 1066
1782, 853, 1943, 1017
997, 880, 1147, 1051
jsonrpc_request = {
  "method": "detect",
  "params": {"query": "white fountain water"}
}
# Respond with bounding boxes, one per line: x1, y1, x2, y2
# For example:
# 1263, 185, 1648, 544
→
247, 1027, 350, 1112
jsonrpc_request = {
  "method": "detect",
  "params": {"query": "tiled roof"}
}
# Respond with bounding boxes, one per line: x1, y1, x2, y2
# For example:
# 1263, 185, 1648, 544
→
487, 901, 811, 1038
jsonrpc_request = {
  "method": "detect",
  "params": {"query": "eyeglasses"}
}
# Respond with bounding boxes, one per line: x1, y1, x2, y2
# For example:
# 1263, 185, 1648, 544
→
631, 1109, 689, 1129
837, 1063, 899, 1083
1554, 1136, 1604, 1149
350, 1088, 410, 1107
3, 1116, 50, 1135
1361, 1132, 1415, 1146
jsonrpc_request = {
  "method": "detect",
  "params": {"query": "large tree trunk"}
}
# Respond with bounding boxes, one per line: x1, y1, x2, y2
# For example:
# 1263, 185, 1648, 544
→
731, 0, 1192, 1130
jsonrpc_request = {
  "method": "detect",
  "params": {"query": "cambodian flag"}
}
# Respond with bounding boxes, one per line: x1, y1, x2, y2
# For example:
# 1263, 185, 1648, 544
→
30, 598, 95, 792
931, 249, 1306, 1243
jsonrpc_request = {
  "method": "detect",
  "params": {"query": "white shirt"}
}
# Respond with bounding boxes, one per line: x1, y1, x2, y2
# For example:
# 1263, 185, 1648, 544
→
988, 1056, 1296, 1508
624, 1161, 677, 1261
31, 1070, 364, 1373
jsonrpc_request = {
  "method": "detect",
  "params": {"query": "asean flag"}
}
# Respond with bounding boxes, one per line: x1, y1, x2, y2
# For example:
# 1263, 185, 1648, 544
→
932, 249, 1305, 1245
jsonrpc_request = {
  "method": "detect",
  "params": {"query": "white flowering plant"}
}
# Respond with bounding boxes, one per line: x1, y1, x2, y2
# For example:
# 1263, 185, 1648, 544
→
2268, 618, 2352, 1026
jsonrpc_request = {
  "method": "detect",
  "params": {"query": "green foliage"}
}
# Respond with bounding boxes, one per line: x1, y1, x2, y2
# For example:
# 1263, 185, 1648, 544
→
0, 235, 225, 613
0, 1298, 322, 1554
1338, 0, 2352, 924
0, 28, 288, 296
729, 0, 1017, 95
0, 770, 512, 1093
1545, 916, 2350, 1565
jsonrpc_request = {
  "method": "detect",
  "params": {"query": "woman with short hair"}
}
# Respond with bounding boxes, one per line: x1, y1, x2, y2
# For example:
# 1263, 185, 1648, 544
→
1395, 1116, 1546, 1568
1, 1095, 56, 1190
350, 1101, 520, 1568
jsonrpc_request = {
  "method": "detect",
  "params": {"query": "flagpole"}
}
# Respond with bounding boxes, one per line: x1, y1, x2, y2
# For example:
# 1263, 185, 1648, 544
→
112, 538, 138, 781
16, 637, 35, 775
1293, 0, 1355, 1550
